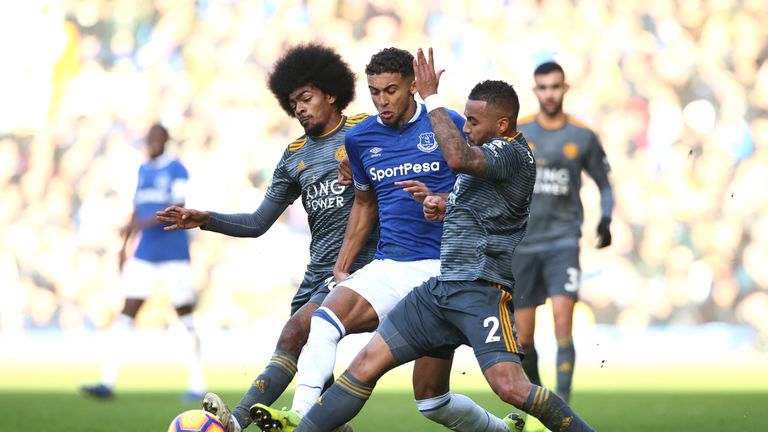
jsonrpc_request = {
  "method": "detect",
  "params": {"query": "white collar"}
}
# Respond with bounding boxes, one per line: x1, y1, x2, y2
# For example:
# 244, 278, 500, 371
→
146, 152, 175, 168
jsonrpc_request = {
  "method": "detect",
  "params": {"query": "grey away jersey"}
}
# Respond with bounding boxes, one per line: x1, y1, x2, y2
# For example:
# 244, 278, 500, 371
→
266, 114, 378, 271
439, 132, 536, 288
516, 114, 611, 251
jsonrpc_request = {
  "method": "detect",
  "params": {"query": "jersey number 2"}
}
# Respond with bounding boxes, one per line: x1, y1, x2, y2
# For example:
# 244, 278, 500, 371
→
483, 317, 501, 343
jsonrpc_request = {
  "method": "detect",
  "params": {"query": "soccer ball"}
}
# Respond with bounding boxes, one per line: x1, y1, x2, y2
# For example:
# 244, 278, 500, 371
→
168, 410, 225, 432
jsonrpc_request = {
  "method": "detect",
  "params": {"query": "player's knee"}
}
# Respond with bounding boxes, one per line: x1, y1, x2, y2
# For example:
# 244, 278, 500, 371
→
347, 340, 392, 383
310, 307, 346, 342
518, 331, 534, 346
276, 320, 309, 356
492, 376, 531, 408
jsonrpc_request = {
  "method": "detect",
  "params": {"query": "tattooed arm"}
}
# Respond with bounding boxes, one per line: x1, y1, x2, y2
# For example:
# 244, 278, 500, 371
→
413, 47, 488, 177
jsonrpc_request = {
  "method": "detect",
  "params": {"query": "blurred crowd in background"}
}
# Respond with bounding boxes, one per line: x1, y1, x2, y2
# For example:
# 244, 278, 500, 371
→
1, 0, 767, 344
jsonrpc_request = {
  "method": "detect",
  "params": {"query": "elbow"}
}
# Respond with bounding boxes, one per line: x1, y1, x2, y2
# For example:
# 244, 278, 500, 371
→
445, 156, 464, 172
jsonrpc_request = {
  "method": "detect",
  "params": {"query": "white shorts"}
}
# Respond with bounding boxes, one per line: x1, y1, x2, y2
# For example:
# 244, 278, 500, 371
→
120, 258, 195, 307
339, 259, 440, 320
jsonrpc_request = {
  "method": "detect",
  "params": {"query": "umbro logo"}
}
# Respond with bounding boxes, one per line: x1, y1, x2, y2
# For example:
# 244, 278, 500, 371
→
369, 147, 382, 158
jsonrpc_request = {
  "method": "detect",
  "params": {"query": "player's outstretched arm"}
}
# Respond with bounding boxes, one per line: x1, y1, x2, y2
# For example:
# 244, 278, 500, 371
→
413, 47, 487, 177
157, 198, 289, 238
156, 206, 211, 230
334, 188, 378, 282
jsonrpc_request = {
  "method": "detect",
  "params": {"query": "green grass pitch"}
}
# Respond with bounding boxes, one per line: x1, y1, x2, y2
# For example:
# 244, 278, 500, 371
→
2, 360, 766, 431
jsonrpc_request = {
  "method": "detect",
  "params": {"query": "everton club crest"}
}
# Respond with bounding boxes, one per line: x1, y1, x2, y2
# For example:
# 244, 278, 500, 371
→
417, 132, 438, 152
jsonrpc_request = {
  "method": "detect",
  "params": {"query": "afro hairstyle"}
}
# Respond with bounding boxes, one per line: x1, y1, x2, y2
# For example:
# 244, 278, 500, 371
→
268, 43, 356, 117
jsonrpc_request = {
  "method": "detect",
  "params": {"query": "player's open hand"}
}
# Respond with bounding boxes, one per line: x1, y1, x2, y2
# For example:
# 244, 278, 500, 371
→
156, 206, 211, 230
338, 157, 353, 186
423, 195, 446, 222
395, 180, 432, 203
413, 47, 444, 100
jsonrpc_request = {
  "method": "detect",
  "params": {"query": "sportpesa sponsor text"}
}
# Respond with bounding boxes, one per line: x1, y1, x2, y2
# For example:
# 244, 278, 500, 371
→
369, 161, 442, 181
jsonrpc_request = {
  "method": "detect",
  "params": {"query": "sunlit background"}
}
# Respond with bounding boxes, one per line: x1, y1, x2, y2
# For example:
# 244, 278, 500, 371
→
1, 0, 767, 392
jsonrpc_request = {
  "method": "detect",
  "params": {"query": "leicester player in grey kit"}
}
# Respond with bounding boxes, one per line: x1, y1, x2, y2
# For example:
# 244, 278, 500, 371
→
292, 48, 596, 432
512, 61, 614, 415
156, 44, 376, 432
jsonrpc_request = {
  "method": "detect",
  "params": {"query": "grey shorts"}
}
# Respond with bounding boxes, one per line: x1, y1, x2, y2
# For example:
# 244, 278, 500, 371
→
290, 270, 334, 316
379, 277, 523, 372
512, 247, 580, 309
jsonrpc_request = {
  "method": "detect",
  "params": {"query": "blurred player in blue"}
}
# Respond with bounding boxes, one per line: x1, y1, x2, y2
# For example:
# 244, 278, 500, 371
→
512, 62, 613, 430
156, 44, 377, 432
249, 47, 481, 431
81, 123, 206, 402
292, 47, 597, 432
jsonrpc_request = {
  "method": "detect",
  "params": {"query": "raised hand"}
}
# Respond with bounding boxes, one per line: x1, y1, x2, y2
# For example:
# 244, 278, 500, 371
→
156, 206, 211, 231
423, 195, 446, 222
338, 157, 353, 186
413, 47, 444, 100
395, 179, 433, 203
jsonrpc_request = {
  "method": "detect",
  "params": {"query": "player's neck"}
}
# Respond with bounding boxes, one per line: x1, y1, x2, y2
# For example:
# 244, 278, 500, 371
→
313, 113, 344, 138
395, 100, 418, 128
536, 111, 567, 130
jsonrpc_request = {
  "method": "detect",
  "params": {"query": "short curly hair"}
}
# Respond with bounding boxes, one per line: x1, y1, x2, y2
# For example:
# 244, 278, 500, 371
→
268, 43, 356, 117
468, 80, 520, 119
365, 47, 414, 79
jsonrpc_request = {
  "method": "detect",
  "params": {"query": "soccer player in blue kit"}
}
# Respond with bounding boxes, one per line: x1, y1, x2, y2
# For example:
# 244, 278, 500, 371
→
81, 124, 206, 402
156, 44, 377, 432
250, 47, 471, 431
292, 48, 597, 432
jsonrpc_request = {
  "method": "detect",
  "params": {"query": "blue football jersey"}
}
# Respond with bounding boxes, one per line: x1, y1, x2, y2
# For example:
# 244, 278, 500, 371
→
346, 103, 464, 261
133, 153, 190, 262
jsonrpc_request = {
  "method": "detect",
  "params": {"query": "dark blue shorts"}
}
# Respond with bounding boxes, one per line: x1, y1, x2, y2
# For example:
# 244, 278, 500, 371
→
290, 270, 334, 316
379, 277, 523, 372
512, 247, 580, 309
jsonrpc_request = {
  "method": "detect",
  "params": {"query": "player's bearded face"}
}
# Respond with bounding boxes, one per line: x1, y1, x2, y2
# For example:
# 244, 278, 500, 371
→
289, 85, 337, 136
533, 72, 567, 116
463, 100, 496, 146
367, 72, 416, 127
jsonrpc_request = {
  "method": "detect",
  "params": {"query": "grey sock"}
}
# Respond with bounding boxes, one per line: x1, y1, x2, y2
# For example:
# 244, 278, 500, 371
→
295, 370, 374, 432
556, 336, 575, 402
522, 385, 594, 432
232, 350, 298, 428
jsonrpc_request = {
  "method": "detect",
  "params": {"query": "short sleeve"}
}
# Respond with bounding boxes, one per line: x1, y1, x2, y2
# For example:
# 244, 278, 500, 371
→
481, 138, 534, 181
346, 132, 371, 191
